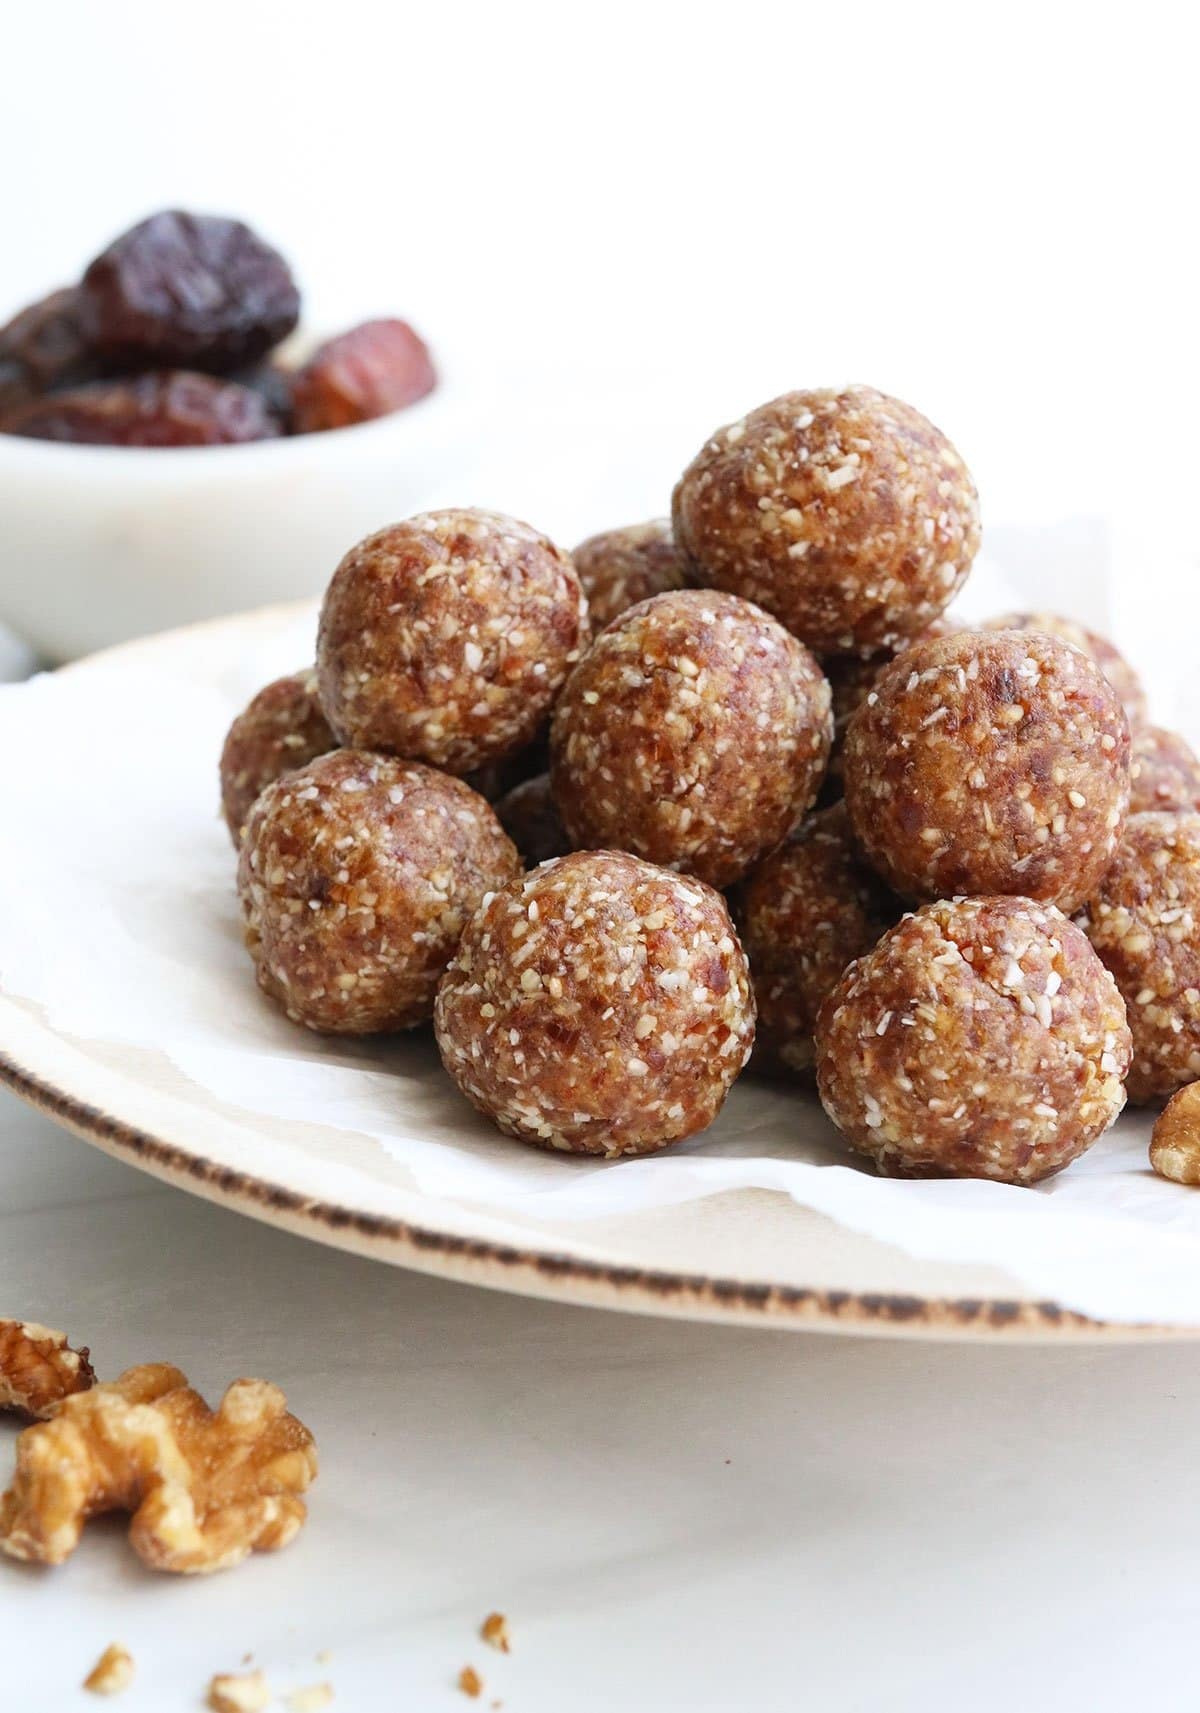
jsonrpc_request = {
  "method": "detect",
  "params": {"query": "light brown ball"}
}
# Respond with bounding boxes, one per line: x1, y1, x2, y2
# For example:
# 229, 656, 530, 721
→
1077, 811, 1200, 1104
735, 804, 897, 1078
981, 611, 1147, 731
316, 509, 589, 774
815, 896, 1131, 1183
573, 519, 688, 630
672, 386, 980, 657
238, 750, 519, 1034
821, 616, 956, 800
219, 669, 337, 843
1129, 726, 1200, 815
550, 589, 832, 888
434, 850, 756, 1156
843, 629, 1131, 911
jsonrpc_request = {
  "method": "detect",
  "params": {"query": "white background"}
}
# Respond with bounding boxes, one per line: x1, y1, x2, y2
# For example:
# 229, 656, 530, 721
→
3, 5, 1200, 1707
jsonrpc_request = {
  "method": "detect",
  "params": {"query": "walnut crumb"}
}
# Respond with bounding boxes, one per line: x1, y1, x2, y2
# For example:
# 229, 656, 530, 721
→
0, 1318, 95, 1419
83, 1644, 134, 1697
458, 1665, 484, 1698
208, 1671, 271, 1713
285, 1685, 334, 1712
481, 1613, 511, 1653
1150, 1082, 1200, 1183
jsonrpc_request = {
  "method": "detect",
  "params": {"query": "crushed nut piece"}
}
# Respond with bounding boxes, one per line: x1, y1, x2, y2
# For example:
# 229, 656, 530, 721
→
84, 1644, 135, 1696
208, 1670, 271, 1713
481, 1613, 511, 1654
0, 1319, 95, 1419
0, 1364, 317, 1574
458, 1665, 484, 1698
1150, 1082, 1200, 1183
286, 1686, 334, 1712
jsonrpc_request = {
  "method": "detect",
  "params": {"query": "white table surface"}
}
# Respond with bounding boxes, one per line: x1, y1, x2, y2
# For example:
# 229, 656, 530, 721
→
2, 1088, 1197, 1711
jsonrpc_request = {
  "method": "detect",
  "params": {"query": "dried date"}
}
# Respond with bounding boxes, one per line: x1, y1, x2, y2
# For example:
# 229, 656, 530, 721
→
291, 318, 435, 433
2, 371, 284, 447
0, 287, 102, 412
80, 211, 300, 371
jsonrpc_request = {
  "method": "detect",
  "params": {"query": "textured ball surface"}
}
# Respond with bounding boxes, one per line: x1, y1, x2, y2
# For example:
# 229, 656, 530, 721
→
815, 896, 1130, 1183
550, 589, 832, 888
982, 611, 1147, 731
1077, 811, 1200, 1104
672, 386, 980, 657
219, 669, 337, 843
1129, 726, 1200, 815
317, 509, 589, 774
573, 520, 687, 630
238, 750, 519, 1034
735, 804, 897, 1078
843, 629, 1130, 911
434, 850, 755, 1156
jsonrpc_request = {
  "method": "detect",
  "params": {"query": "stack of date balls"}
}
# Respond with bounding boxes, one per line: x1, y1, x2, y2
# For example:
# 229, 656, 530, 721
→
221, 385, 1200, 1185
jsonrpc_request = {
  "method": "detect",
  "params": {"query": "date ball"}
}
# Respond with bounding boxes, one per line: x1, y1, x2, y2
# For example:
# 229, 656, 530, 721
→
981, 611, 1147, 730
238, 750, 519, 1034
1077, 811, 1200, 1104
844, 629, 1131, 911
573, 520, 688, 630
219, 668, 337, 842
1130, 727, 1200, 815
735, 804, 897, 1077
672, 387, 980, 657
815, 896, 1131, 1183
821, 617, 955, 800
317, 509, 589, 774
550, 590, 832, 888
494, 774, 570, 868
434, 850, 755, 1156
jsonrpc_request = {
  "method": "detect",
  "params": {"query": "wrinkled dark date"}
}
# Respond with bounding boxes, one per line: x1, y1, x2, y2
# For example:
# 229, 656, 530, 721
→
3, 370, 284, 446
80, 210, 300, 371
290, 318, 435, 433
0, 287, 103, 412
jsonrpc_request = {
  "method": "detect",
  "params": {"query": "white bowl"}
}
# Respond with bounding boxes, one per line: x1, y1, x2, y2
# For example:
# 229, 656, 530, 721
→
0, 367, 472, 661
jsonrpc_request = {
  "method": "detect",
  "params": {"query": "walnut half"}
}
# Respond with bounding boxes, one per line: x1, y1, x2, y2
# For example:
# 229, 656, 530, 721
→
0, 1318, 95, 1419
0, 1363, 317, 1574
1150, 1081, 1200, 1184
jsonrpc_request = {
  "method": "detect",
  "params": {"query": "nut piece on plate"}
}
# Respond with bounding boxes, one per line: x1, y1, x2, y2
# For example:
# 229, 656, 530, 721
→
844, 628, 1131, 911
80, 210, 300, 372
208, 1670, 272, 1713
219, 668, 338, 843
494, 773, 570, 869
550, 589, 832, 889
671, 387, 980, 657
291, 317, 436, 432
1129, 726, 1200, 814
435, 850, 756, 1157
1077, 810, 1200, 1103
733, 804, 898, 1079
238, 750, 520, 1034
0, 1362, 317, 1574
572, 519, 688, 630
317, 510, 589, 774
815, 895, 1131, 1183
2, 371, 285, 447
0, 1318, 95, 1418
83, 1643, 135, 1697
1150, 1082, 1200, 1183
981, 611, 1148, 732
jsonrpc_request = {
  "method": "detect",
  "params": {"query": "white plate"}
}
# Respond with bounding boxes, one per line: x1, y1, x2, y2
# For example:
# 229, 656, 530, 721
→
0, 604, 1195, 1343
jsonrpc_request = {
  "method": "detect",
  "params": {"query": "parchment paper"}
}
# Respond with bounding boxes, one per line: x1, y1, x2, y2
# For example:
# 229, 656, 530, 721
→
5, 538, 1200, 1326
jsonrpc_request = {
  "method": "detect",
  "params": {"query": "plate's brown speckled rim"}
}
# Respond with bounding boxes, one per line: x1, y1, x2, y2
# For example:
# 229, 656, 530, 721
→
0, 603, 1189, 1344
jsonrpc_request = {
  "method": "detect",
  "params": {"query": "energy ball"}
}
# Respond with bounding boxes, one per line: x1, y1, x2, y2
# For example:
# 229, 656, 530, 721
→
815, 896, 1131, 1183
316, 509, 589, 774
844, 629, 1131, 911
981, 611, 1147, 731
434, 850, 755, 1156
672, 386, 980, 657
1129, 726, 1200, 814
494, 774, 570, 868
238, 750, 519, 1034
735, 804, 897, 1077
550, 590, 832, 889
219, 668, 337, 843
1077, 811, 1200, 1103
573, 519, 687, 630
821, 616, 955, 800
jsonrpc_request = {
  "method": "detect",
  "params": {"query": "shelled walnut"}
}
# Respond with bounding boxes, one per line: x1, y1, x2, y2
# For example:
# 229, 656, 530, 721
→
0, 1318, 95, 1418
